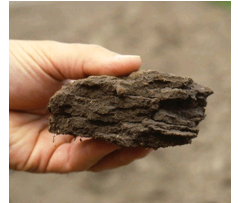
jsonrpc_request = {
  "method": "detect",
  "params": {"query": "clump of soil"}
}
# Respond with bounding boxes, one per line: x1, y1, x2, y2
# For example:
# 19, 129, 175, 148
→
48, 70, 213, 149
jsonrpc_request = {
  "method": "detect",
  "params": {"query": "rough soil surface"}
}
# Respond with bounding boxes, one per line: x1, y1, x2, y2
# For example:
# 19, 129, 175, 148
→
48, 71, 213, 149
9, 2, 230, 203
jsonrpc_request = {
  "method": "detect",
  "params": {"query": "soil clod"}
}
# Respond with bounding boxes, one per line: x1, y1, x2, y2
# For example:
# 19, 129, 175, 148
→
48, 70, 213, 149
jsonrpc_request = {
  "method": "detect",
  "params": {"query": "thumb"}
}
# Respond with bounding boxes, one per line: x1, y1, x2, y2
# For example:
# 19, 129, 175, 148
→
9, 40, 141, 110
37, 41, 142, 80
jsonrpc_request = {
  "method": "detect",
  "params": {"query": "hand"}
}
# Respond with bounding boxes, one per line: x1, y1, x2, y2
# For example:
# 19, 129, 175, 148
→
9, 40, 151, 173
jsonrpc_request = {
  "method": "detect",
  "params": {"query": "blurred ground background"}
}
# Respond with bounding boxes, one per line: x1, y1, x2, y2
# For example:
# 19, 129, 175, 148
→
9, 1, 231, 203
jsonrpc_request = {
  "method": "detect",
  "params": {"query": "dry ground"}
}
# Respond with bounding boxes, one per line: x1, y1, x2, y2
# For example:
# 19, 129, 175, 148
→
9, 2, 231, 203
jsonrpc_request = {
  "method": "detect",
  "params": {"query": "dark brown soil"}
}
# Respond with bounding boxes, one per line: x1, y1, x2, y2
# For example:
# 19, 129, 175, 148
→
48, 71, 213, 149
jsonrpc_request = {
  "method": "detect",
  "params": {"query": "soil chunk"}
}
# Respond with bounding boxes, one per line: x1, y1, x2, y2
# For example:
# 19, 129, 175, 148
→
48, 70, 213, 149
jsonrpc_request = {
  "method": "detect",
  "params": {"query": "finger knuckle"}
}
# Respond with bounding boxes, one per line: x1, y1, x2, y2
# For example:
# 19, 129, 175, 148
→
89, 44, 104, 51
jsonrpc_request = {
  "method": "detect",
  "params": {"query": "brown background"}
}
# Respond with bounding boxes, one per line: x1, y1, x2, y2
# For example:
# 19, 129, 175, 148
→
9, 2, 231, 203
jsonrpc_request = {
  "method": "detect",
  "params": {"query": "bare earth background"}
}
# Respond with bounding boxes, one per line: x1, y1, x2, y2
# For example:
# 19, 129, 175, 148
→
9, 2, 231, 203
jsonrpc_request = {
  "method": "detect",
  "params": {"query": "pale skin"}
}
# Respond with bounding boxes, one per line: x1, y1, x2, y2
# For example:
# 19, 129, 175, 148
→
9, 40, 152, 173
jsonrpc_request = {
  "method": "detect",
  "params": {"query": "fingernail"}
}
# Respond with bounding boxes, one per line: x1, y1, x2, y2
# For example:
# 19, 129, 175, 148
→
115, 54, 141, 59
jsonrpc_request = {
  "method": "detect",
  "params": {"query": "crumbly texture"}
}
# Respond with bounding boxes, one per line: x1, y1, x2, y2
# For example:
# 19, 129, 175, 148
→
48, 70, 213, 149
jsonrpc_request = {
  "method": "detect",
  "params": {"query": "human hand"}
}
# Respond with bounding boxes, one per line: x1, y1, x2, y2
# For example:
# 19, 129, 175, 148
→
9, 40, 151, 173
